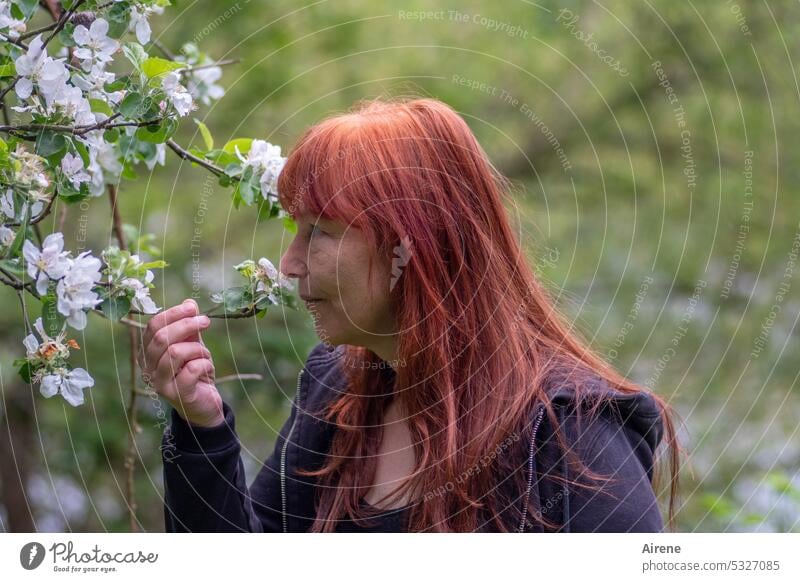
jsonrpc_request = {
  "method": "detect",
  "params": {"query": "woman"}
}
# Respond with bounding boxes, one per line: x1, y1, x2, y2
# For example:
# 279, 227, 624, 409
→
146, 97, 681, 533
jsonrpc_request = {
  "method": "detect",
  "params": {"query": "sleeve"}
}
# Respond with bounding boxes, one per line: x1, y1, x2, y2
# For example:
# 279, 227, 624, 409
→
161, 395, 300, 533
562, 413, 664, 533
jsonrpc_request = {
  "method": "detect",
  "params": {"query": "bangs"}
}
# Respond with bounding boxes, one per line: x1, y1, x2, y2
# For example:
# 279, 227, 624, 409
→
277, 117, 373, 226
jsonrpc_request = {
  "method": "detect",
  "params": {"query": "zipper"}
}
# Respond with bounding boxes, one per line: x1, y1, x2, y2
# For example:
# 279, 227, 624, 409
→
518, 403, 546, 532
280, 368, 305, 533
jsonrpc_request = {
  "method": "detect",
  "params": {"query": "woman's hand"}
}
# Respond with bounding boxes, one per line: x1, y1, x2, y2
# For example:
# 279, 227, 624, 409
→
141, 298, 224, 428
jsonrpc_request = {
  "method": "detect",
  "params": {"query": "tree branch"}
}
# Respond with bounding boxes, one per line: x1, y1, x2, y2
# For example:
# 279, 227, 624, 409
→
166, 138, 226, 177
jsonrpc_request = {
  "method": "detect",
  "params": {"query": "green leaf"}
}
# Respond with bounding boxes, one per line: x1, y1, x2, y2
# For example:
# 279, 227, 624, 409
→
35, 131, 67, 158
17, 360, 33, 384
118, 92, 145, 119
142, 57, 185, 79
16, 0, 38, 19
135, 117, 178, 143
222, 138, 252, 156
57, 23, 76, 47
233, 175, 256, 206
122, 42, 148, 72
0, 63, 15, 77
282, 215, 297, 234
106, 2, 131, 38
194, 119, 214, 150
140, 260, 168, 270
0, 258, 24, 276
221, 286, 250, 312
89, 98, 114, 116
100, 296, 131, 322
7, 204, 30, 258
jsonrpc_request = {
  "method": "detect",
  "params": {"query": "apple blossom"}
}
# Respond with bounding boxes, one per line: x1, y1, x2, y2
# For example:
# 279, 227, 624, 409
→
14, 35, 69, 103
72, 18, 119, 71
60, 153, 91, 189
121, 275, 160, 314
23, 232, 71, 295
161, 71, 194, 116
0, 0, 25, 39
56, 251, 103, 330
0, 224, 14, 247
39, 367, 95, 407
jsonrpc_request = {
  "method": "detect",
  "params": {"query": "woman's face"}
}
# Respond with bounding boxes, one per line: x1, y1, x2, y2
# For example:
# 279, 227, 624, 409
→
279, 213, 397, 350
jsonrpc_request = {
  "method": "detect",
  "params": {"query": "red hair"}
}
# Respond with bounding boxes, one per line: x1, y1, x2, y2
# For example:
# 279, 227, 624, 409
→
277, 97, 681, 532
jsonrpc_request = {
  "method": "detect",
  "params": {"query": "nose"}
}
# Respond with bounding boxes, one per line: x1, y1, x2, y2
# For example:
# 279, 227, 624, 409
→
279, 237, 308, 280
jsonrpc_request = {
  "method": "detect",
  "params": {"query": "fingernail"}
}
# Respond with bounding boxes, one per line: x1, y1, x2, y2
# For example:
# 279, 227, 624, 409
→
198, 315, 210, 325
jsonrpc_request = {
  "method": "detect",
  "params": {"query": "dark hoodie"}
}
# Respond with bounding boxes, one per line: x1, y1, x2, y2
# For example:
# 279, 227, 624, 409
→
161, 342, 665, 532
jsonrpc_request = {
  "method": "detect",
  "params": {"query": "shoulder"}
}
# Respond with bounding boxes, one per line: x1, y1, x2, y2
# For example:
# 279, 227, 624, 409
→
298, 342, 350, 416
529, 374, 666, 532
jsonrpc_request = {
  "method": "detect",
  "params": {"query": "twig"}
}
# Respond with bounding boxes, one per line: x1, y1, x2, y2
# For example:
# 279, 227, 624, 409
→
42, 0, 87, 48
0, 113, 172, 137
166, 138, 226, 177
178, 59, 240, 74
107, 183, 141, 533
153, 40, 177, 60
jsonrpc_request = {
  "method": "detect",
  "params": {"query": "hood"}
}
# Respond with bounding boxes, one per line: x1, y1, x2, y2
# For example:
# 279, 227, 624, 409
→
544, 374, 666, 459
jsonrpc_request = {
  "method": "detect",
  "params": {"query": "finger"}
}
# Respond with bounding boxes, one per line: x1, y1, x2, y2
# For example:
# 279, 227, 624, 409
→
172, 358, 215, 401
143, 298, 199, 347
154, 341, 212, 385
142, 315, 210, 375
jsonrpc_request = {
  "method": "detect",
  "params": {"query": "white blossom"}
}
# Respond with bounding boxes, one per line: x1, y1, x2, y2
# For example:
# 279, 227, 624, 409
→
255, 257, 278, 293
77, 132, 121, 196
72, 18, 118, 71
0, 224, 14, 247
121, 271, 160, 314
126, 3, 164, 45
144, 143, 166, 171
1, 188, 14, 219
40, 367, 94, 407
23, 316, 70, 363
186, 65, 224, 105
161, 71, 193, 116
60, 153, 90, 188
56, 251, 103, 330
235, 140, 286, 201
0, 0, 26, 39
72, 65, 122, 103
14, 35, 69, 102
259, 155, 286, 201
22, 232, 71, 295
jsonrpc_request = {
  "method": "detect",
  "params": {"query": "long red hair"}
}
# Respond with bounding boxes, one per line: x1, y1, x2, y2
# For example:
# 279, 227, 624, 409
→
277, 96, 681, 532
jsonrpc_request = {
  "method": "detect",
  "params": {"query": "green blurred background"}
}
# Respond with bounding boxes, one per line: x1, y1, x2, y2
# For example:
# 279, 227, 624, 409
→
1, 0, 799, 532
